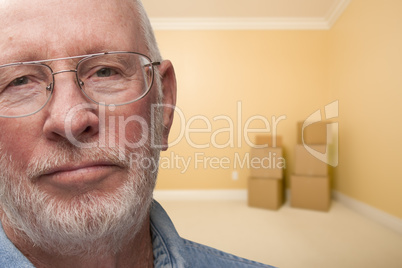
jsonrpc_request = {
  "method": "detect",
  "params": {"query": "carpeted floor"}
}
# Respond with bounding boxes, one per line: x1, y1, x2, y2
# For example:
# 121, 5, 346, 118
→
156, 199, 402, 268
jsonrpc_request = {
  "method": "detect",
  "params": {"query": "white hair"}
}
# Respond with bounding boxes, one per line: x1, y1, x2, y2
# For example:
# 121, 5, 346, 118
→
0, 143, 159, 256
133, 0, 162, 62
130, 0, 163, 102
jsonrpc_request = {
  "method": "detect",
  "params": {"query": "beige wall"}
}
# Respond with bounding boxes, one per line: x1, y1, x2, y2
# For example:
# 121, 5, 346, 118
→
154, 30, 328, 190
328, 0, 402, 219
154, 0, 402, 219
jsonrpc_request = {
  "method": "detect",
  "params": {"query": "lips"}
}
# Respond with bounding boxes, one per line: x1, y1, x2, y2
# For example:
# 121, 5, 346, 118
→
43, 161, 119, 177
37, 161, 124, 192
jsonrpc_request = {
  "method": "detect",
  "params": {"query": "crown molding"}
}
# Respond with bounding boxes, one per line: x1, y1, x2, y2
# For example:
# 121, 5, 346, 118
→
151, 17, 329, 30
326, 0, 351, 28
150, 0, 351, 30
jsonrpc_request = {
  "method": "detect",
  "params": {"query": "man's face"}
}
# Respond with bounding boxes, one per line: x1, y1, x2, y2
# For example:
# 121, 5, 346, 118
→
0, 0, 175, 255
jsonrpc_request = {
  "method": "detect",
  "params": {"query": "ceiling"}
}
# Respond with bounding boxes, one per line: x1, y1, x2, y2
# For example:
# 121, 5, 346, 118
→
143, 0, 351, 30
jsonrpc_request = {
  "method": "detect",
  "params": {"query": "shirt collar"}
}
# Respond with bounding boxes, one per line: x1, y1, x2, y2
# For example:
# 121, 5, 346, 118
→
150, 200, 188, 268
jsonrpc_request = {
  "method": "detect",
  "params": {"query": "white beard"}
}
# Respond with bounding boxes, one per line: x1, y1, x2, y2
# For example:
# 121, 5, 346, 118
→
0, 143, 160, 256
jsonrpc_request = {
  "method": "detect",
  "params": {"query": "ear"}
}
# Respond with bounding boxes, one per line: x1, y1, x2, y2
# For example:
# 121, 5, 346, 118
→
158, 60, 177, 151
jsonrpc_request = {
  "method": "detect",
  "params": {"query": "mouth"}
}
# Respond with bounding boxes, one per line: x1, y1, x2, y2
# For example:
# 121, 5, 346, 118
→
43, 161, 119, 176
38, 161, 124, 192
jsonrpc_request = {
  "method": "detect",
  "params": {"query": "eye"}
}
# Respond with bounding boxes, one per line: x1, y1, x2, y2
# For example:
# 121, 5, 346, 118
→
95, 68, 117, 78
10, 76, 29, 87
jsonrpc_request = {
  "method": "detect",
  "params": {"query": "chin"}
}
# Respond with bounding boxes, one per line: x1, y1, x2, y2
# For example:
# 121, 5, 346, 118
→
0, 147, 159, 256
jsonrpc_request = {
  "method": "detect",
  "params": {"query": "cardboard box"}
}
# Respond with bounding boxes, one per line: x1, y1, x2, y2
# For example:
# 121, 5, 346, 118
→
290, 175, 331, 211
294, 144, 328, 176
249, 147, 284, 179
254, 135, 282, 148
248, 177, 284, 210
297, 121, 328, 145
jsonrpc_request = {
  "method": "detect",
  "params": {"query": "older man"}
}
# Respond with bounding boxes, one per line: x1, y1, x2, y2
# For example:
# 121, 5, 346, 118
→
0, 0, 274, 267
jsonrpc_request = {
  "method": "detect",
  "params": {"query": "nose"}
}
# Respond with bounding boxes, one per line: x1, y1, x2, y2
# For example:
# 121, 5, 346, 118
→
43, 71, 99, 144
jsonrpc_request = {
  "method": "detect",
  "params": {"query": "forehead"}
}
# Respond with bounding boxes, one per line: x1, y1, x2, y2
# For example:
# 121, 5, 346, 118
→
0, 0, 143, 63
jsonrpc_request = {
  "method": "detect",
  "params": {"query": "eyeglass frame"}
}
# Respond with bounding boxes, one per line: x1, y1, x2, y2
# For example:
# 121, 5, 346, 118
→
0, 51, 161, 118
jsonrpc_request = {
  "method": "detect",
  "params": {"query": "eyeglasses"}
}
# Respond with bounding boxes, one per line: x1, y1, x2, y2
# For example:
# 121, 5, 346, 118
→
0, 51, 160, 118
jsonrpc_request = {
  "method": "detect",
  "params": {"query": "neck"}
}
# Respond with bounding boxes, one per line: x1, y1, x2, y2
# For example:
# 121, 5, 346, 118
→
2, 213, 154, 268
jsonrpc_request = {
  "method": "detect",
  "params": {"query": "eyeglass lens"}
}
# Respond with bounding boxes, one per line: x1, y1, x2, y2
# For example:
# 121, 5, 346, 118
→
0, 53, 155, 118
0, 64, 53, 117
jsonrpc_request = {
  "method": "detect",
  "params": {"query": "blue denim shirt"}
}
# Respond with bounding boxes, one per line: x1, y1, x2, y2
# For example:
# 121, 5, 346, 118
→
0, 200, 275, 268
151, 200, 275, 268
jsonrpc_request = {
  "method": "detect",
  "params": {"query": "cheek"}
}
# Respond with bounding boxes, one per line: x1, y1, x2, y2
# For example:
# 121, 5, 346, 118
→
0, 120, 36, 152
101, 102, 153, 150
0, 119, 42, 171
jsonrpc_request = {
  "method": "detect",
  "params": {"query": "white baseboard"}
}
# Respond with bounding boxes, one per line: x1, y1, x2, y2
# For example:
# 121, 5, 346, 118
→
154, 189, 402, 235
153, 189, 247, 201
333, 191, 402, 235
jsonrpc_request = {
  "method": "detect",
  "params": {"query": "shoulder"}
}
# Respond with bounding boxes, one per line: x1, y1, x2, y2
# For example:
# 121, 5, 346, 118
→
181, 238, 275, 268
150, 200, 275, 268
0, 221, 35, 268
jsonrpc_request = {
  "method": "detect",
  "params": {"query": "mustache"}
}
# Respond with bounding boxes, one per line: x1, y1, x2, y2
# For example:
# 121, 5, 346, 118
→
26, 143, 133, 181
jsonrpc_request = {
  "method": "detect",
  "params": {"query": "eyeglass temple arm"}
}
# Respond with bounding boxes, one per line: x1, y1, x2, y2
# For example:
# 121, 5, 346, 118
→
145, 62, 161, 68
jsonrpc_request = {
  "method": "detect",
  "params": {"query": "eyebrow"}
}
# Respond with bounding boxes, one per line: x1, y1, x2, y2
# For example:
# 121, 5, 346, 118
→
0, 42, 116, 66
0, 55, 36, 65
0, 49, 48, 65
